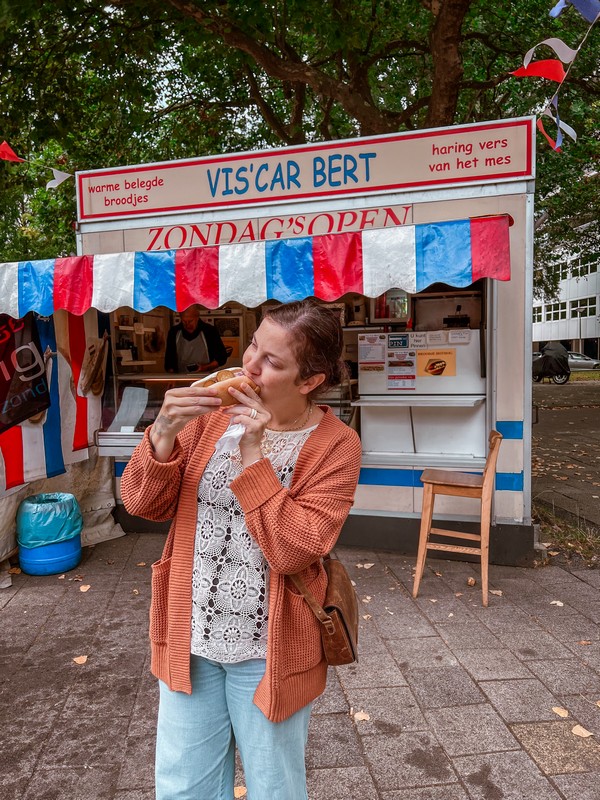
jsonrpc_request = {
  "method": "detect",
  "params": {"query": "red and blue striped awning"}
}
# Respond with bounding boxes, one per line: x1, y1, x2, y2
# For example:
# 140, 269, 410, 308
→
0, 215, 510, 316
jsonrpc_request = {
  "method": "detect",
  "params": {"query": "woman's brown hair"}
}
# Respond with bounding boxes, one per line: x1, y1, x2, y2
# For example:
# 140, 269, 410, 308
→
264, 299, 347, 396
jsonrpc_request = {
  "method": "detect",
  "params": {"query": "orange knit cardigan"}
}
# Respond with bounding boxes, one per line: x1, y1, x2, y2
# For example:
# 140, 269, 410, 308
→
120, 407, 362, 722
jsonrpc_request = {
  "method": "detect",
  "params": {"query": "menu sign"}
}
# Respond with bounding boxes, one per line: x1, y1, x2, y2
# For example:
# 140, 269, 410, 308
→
358, 333, 386, 365
387, 333, 416, 390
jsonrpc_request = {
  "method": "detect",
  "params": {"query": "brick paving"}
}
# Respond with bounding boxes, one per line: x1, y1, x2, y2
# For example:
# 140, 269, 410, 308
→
2, 533, 600, 800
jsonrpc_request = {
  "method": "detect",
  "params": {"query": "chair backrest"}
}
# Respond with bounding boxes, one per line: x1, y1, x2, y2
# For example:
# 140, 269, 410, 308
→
481, 430, 503, 502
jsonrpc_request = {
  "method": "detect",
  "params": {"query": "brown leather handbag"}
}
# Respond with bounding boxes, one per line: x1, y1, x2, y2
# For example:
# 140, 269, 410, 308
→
290, 554, 359, 666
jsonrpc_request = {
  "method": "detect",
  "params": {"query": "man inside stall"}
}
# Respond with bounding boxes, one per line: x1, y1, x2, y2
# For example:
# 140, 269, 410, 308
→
164, 306, 228, 374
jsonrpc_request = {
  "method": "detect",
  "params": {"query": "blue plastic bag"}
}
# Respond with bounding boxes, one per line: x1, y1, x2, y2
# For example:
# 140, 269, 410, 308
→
16, 493, 83, 549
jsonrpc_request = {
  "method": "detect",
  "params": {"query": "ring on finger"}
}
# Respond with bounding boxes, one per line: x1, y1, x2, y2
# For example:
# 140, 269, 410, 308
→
249, 408, 258, 420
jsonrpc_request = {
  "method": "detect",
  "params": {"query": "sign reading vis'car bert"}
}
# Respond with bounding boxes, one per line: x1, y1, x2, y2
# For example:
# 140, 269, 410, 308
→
77, 118, 534, 222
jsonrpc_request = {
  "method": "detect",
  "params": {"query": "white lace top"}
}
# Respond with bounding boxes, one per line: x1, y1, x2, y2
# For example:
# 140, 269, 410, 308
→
190, 423, 317, 663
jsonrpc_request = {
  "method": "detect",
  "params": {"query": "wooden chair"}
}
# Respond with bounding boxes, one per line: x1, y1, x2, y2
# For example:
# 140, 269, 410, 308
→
412, 431, 503, 607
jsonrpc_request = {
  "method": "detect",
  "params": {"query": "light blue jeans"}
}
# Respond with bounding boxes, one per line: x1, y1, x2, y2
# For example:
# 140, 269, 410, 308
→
155, 655, 311, 800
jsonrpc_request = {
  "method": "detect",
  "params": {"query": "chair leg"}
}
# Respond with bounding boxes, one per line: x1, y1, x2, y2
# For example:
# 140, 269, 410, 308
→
413, 484, 434, 599
480, 507, 491, 608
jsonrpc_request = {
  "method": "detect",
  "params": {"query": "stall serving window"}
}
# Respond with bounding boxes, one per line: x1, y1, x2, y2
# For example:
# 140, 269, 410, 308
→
101, 302, 250, 445
99, 296, 366, 453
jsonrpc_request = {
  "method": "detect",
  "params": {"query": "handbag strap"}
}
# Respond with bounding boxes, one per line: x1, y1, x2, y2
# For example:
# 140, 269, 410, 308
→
289, 557, 335, 634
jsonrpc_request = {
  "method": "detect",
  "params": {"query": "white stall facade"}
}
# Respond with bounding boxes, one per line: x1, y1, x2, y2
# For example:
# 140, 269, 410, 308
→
0, 117, 536, 564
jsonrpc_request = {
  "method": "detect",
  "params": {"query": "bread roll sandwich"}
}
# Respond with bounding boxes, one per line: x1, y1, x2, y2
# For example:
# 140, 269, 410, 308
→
191, 369, 260, 406
424, 359, 447, 376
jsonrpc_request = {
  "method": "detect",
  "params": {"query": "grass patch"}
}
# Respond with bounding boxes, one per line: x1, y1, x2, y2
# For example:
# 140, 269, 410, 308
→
533, 500, 600, 566
569, 371, 600, 382
533, 371, 600, 384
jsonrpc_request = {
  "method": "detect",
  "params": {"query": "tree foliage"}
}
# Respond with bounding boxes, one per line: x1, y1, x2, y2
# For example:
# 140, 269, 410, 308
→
0, 0, 598, 296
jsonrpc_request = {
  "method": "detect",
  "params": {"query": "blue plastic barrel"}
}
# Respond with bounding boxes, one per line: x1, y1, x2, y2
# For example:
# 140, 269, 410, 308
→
18, 536, 82, 576
16, 493, 83, 576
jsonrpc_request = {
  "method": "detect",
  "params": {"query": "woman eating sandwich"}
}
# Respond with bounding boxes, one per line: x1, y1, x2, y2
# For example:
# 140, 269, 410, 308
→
121, 298, 362, 800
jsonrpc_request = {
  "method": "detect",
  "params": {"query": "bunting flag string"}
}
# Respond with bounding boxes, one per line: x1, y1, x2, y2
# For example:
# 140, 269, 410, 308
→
0, 140, 25, 163
550, 0, 600, 24
522, 37, 579, 66
46, 169, 73, 190
511, 5, 599, 152
511, 59, 566, 83
0, 140, 73, 189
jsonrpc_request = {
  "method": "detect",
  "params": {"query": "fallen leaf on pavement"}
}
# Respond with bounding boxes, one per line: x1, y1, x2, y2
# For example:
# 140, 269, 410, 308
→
455, 592, 463, 597
552, 706, 569, 718
79, 585, 91, 593
550, 600, 564, 607
434, 571, 443, 577
8, 567, 21, 574
351, 580, 356, 586
136, 562, 146, 567
467, 577, 476, 587
362, 614, 372, 620
132, 588, 140, 595
572, 725, 593, 738
429, 599, 438, 603
361, 596, 372, 603
57, 574, 65, 580
362, 563, 375, 569
489, 589, 503, 596
73, 655, 88, 665
548, 551, 560, 556
578, 641, 592, 646
354, 710, 370, 721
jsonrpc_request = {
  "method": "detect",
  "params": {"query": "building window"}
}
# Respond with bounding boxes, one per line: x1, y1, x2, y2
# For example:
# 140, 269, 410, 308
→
555, 252, 599, 280
533, 306, 542, 323
545, 301, 567, 321
558, 262, 570, 281
579, 252, 599, 276
570, 296, 597, 318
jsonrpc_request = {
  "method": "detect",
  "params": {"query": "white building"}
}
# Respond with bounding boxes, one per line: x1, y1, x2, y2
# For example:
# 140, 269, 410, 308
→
533, 253, 599, 357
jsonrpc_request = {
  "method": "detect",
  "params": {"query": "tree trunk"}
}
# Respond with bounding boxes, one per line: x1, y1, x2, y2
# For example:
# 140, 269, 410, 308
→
426, 0, 473, 127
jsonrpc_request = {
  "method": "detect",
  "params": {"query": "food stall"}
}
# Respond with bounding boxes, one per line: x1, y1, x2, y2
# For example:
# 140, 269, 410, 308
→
0, 117, 537, 563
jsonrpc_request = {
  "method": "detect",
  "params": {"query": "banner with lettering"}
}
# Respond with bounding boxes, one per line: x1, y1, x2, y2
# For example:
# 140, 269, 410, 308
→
0, 313, 50, 434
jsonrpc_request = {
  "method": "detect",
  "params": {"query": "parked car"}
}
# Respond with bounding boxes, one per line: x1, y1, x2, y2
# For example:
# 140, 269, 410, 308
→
566, 351, 600, 370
